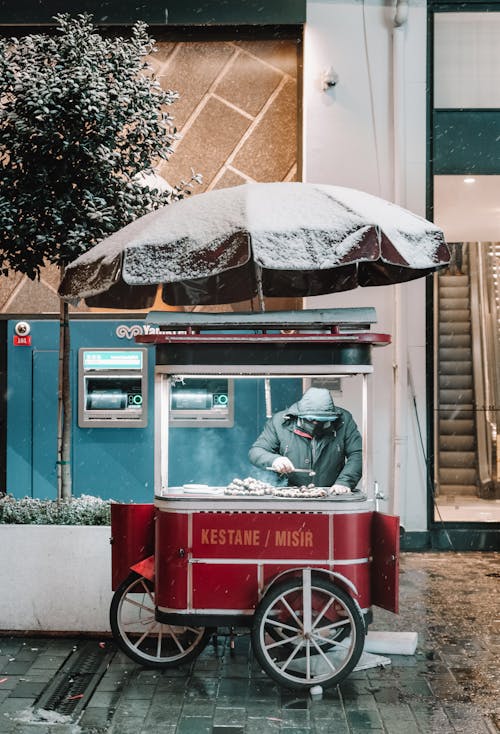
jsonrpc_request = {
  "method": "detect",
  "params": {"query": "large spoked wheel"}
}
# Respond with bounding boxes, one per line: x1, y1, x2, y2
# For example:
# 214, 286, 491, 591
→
251, 572, 365, 690
110, 573, 211, 668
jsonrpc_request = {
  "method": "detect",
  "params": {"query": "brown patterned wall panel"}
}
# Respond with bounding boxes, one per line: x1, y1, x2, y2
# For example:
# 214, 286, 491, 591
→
6, 277, 64, 314
0, 272, 23, 311
148, 41, 178, 71
157, 42, 235, 130
213, 170, 247, 190
40, 263, 63, 291
233, 40, 299, 78
232, 79, 298, 182
160, 96, 252, 192
0, 34, 300, 316
214, 51, 283, 117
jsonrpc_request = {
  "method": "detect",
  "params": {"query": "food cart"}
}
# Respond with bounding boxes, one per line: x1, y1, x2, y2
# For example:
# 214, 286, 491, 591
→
109, 307, 399, 690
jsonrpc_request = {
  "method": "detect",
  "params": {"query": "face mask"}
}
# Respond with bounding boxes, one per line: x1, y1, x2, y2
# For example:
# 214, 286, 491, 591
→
300, 418, 332, 437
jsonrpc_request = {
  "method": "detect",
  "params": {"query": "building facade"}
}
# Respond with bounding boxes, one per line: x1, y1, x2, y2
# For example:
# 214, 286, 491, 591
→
1, 0, 498, 549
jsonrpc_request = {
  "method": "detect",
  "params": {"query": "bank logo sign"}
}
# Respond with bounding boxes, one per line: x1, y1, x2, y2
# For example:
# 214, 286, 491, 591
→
116, 324, 161, 339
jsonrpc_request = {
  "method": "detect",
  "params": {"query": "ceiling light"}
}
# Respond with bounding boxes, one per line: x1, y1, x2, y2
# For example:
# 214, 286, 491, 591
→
463, 177, 476, 184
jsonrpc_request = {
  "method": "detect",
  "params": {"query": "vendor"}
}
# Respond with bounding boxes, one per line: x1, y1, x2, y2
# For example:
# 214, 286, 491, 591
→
249, 387, 362, 493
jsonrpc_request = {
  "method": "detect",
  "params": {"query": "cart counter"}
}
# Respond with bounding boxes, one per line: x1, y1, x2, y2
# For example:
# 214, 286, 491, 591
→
153, 491, 388, 618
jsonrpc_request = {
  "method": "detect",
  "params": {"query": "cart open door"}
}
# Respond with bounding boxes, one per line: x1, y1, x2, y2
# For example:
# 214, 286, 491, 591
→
371, 511, 400, 613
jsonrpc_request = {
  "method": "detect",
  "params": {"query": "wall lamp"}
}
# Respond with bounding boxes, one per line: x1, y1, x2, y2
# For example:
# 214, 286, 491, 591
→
321, 67, 339, 91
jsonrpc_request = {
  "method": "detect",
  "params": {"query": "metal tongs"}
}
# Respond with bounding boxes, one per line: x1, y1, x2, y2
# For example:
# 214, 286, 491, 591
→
266, 466, 316, 477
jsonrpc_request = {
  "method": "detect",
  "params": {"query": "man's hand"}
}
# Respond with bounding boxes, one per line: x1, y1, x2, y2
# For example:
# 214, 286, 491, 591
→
272, 456, 295, 474
330, 484, 350, 495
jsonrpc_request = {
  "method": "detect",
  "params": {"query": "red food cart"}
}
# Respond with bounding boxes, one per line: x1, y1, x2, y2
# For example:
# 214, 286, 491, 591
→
109, 307, 399, 690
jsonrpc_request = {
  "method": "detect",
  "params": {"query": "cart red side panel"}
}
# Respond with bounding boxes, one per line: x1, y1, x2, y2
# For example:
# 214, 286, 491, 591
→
192, 564, 258, 610
156, 511, 189, 608
370, 511, 399, 613
110, 503, 155, 590
333, 512, 372, 560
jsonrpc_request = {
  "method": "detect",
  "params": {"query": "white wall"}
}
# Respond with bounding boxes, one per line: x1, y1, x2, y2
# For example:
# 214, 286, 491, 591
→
303, 0, 429, 531
1, 526, 112, 632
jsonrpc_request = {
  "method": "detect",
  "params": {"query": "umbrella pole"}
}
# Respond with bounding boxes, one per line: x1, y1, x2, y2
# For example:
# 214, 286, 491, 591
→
253, 263, 273, 417
255, 264, 273, 418
255, 263, 265, 313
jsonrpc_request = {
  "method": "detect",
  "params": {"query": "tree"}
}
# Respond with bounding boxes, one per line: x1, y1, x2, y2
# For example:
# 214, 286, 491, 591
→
0, 14, 197, 499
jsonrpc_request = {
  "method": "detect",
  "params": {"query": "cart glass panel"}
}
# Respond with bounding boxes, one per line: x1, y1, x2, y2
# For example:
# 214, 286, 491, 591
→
156, 373, 371, 498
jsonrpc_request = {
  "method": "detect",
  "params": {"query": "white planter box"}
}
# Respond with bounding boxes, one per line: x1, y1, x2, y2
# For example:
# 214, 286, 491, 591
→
0, 525, 113, 633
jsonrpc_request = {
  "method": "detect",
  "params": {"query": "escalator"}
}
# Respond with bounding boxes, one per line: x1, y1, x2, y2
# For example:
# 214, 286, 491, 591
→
437, 245, 478, 497
436, 243, 499, 500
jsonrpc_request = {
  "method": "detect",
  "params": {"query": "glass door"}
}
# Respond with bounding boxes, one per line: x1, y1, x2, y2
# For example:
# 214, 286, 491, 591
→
432, 12, 500, 523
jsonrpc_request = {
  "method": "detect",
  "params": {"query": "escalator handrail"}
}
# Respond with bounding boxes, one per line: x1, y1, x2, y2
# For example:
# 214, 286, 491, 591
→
469, 244, 497, 491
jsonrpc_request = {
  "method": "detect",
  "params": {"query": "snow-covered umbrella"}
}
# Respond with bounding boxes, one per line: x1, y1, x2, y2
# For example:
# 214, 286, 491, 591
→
59, 182, 449, 309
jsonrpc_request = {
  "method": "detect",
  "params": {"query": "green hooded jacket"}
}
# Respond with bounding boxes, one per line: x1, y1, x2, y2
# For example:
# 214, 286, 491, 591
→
248, 387, 362, 490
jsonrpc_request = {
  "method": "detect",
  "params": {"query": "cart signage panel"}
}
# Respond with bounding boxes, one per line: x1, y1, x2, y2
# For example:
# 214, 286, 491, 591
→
192, 512, 329, 560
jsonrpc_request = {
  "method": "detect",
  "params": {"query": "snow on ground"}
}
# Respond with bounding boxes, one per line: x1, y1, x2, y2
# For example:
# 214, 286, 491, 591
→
8, 707, 82, 730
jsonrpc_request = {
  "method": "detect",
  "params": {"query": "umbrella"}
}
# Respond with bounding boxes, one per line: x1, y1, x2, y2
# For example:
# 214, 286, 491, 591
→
59, 182, 449, 309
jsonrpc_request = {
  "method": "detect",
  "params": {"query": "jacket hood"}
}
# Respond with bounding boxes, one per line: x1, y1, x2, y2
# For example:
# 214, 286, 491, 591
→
286, 387, 340, 421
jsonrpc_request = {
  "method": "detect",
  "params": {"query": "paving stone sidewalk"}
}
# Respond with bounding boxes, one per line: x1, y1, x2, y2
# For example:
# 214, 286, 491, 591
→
0, 552, 499, 734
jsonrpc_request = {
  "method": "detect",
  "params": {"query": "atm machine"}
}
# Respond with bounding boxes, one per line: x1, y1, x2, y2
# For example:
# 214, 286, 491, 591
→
78, 348, 148, 428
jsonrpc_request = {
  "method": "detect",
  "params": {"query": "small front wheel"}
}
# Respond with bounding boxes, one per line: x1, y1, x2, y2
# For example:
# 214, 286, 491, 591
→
251, 573, 365, 690
110, 573, 211, 668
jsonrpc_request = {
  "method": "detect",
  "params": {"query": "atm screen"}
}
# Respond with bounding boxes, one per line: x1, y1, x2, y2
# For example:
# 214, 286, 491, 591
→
169, 378, 233, 427
82, 350, 143, 371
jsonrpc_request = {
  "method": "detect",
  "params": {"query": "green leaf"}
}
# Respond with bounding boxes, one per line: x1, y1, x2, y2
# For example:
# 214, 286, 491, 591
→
0, 13, 197, 273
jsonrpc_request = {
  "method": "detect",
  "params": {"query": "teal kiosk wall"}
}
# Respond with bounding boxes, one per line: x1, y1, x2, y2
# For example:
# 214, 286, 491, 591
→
6, 318, 301, 502
7, 319, 155, 502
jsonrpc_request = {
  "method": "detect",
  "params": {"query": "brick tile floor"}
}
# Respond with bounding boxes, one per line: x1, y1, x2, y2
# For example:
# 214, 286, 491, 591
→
0, 552, 498, 733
